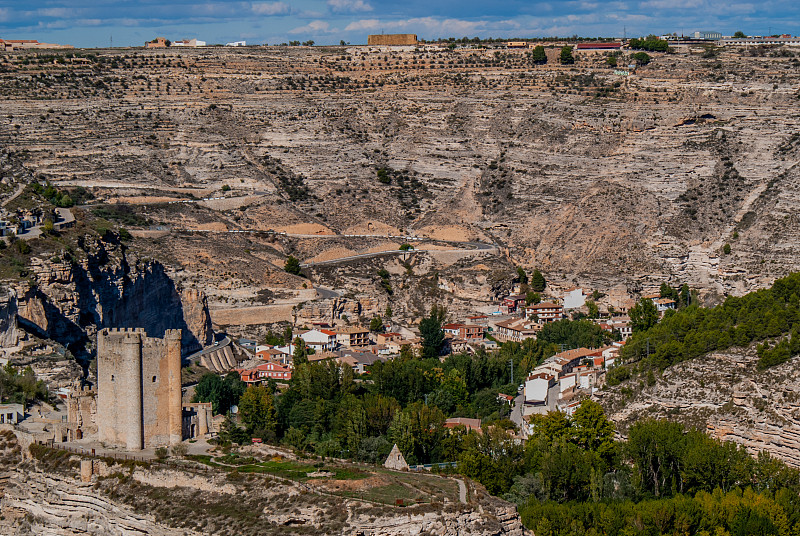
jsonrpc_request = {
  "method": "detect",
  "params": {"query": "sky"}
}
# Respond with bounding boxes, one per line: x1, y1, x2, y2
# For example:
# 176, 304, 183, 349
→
0, 0, 798, 48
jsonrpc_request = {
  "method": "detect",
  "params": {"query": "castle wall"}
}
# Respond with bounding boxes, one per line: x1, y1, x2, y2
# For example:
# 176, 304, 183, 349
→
96, 328, 182, 451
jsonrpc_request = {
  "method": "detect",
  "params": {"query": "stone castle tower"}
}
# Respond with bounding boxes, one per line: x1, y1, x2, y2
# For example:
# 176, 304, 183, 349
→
97, 328, 182, 451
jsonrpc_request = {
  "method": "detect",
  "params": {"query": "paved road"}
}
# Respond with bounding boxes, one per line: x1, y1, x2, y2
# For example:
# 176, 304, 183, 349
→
301, 249, 416, 268
510, 393, 525, 432
316, 287, 341, 300
457, 479, 468, 504
1, 183, 25, 207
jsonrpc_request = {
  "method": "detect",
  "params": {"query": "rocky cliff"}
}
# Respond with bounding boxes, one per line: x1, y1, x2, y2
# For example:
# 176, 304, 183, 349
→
598, 348, 800, 467
10, 235, 213, 361
0, 287, 19, 349
0, 430, 530, 536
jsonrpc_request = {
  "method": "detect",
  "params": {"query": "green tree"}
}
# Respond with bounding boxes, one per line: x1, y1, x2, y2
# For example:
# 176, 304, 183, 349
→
419, 305, 447, 359
559, 46, 574, 64
192, 372, 244, 414
517, 266, 528, 285
626, 419, 685, 497
723, 243, 732, 255
238, 385, 277, 440
284, 255, 302, 275
629, 297, 659, 332
586, 300, 599, 319
292, 338, 309, 366
679, 283, 691, 308
606, 55, 617, 67
369, 316, 384, 332
632, 51, 651, 65
659, 283, 678, 301
531, 270, 546, 292
531, 45, 547, 64
571, 400, 616, 463
734, 31, 747, 38
525, 291, 541, 306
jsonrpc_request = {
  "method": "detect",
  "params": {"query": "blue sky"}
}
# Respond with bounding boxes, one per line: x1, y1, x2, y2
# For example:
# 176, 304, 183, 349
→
0, 1, 797, 48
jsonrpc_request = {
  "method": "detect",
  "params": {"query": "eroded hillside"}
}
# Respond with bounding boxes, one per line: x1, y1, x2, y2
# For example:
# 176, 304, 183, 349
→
1, 45, 799, 318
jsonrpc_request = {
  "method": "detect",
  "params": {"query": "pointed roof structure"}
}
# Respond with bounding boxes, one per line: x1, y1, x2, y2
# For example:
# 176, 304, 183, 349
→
383, 443, 409, 471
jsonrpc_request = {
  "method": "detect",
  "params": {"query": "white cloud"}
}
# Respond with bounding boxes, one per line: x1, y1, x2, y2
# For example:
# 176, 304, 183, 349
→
289, 20, 336, 34
252, 2, 290, 16
37, 8, 78, 18
327, 0, 373, 14
345, 17, 520, 36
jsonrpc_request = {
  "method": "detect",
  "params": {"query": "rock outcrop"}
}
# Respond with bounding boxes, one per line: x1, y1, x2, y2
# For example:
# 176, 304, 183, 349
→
12, 235, 213, 360
0, 287, 19, 349
599, 349, 800, 468
0, 430, 530, 536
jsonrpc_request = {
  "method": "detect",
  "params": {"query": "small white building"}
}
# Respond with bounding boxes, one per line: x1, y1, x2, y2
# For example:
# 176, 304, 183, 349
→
172, 38, 206, 47
0, 403, 24, 424
299, 329, 337, 352
562, 288, 586, 310
524, 373, 554, 406
226, 41, 246, 47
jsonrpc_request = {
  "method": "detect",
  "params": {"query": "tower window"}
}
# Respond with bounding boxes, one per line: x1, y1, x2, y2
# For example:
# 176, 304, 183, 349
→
111, 375, 115, 382
152, 376, 157, 382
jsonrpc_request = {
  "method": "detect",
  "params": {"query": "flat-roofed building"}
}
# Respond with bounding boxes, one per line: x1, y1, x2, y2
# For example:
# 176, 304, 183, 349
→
368, 34, 417, 46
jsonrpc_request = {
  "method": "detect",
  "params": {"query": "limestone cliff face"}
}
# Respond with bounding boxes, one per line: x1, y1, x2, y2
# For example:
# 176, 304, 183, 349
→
296, 296, 381, 324
13, 235, 212, 359
0, 287, 19, 348
599, 349, 800, 468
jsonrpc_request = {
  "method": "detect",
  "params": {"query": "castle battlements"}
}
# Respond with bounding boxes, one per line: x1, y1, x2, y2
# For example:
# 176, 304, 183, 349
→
97, 328, 183, 451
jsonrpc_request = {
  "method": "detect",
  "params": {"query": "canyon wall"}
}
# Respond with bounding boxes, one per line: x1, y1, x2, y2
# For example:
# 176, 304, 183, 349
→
9, 235, 212, 359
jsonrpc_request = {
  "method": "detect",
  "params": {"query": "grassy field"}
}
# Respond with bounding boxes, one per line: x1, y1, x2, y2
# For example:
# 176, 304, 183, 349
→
185, 452, 461, 506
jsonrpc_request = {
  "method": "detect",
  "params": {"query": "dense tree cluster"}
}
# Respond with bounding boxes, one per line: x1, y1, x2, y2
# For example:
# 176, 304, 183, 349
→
517, 414, 800, 536
619, 273, 800, 373
0, 364, 49, 405
537, 318, 612, 349
628, 36, 669, 52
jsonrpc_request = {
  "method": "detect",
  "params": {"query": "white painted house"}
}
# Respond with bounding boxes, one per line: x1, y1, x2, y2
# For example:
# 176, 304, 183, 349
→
299, 329, 337, 352
563, 287, 587, 310
0, 403, 23, 424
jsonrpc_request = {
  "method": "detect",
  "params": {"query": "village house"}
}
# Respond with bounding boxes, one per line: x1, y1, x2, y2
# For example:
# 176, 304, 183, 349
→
376, 332, 402, 345
237, 361, 292, 384
494, 317, 540, 343
172, 38, 206, 47
146, 37, 168, 48
523, 302, 565, 323
502, 294, 527, 313
334, 326, 370, 348
0, 403, 23, 424
443, 323, 484, 340
467, 314, 489, 326
444, 417, 483, 434
256, 346, 288, 362
562, 287, 587, 310
308, 349, 385, 374
497, 393, 514, 405
524, 372, 555, 407
547, 347, 599, 375
655, 298, 677, 313
299, 328, 337, 352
